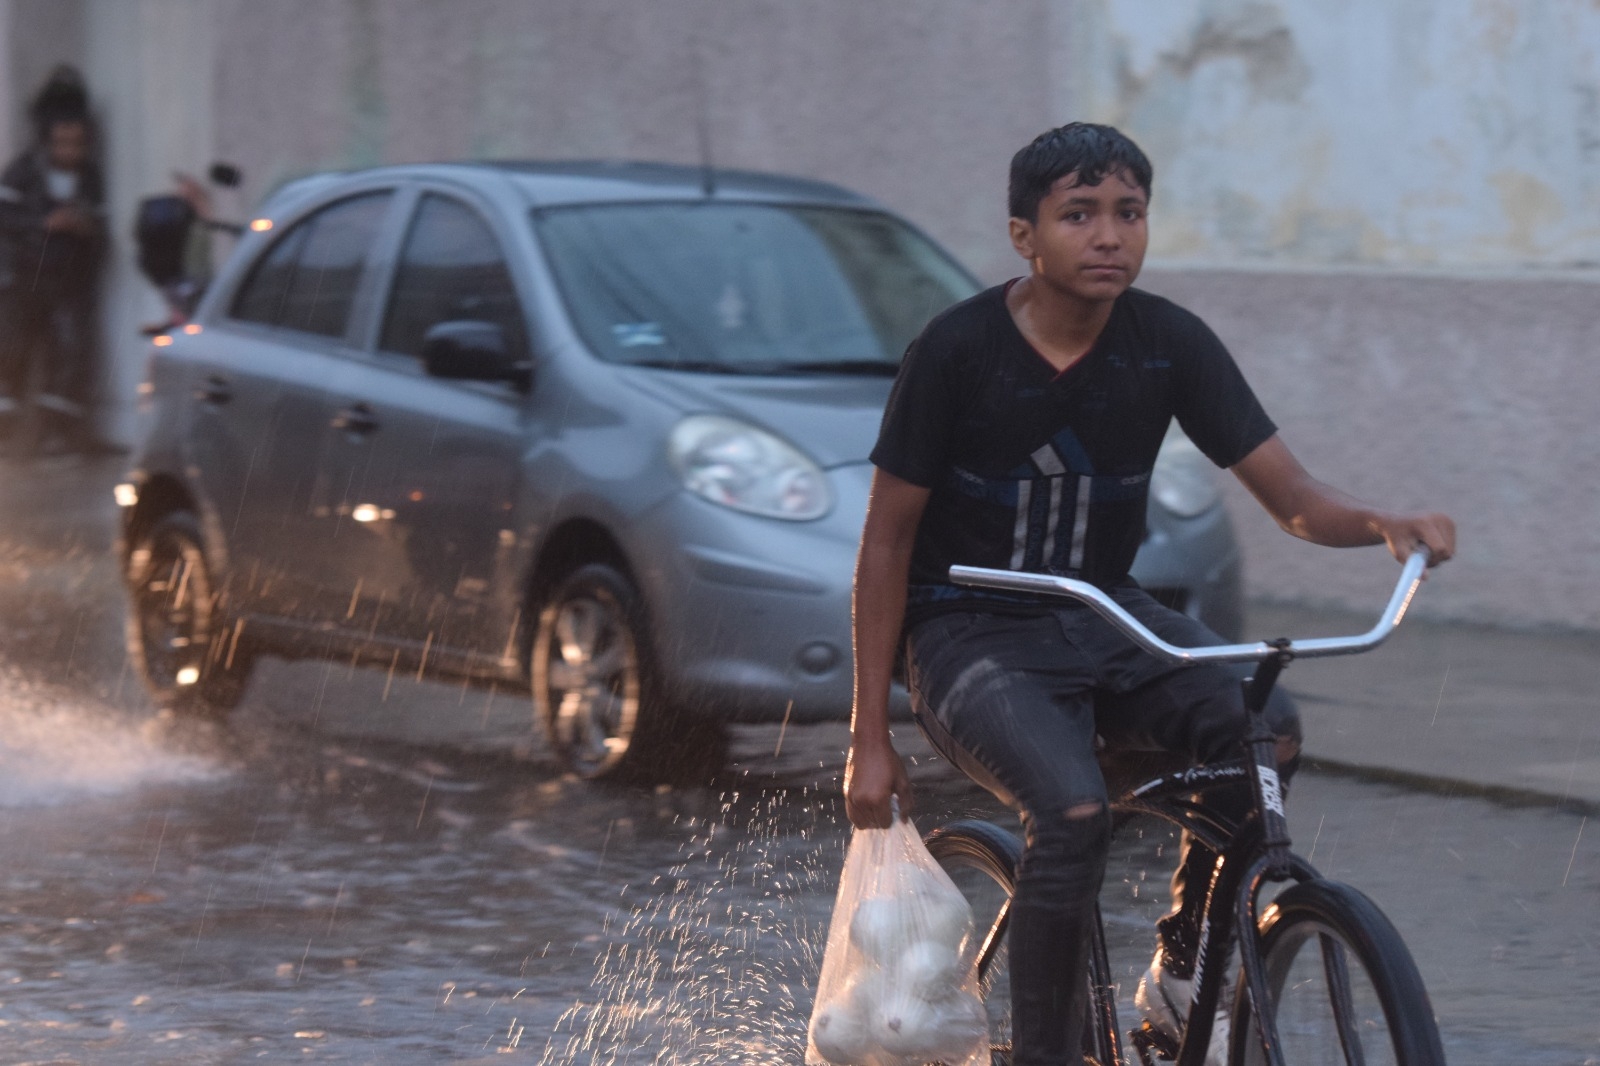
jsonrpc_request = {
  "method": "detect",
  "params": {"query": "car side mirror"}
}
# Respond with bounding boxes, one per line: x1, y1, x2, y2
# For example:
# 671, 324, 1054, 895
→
420, 321, 532, 391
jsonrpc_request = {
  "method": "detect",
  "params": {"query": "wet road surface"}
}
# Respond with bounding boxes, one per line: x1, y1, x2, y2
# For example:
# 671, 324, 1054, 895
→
1, 456, 1597, 1064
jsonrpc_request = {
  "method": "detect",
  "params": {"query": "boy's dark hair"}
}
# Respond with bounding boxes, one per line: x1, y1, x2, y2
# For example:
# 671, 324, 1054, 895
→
1008, 122, 1153, 221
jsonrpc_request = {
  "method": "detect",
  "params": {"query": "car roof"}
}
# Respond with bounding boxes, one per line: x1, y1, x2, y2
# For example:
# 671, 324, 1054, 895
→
263, 160, 880, 213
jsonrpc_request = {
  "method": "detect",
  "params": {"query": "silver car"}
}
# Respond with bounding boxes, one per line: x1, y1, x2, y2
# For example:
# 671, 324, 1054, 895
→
118, 161, 1242, 781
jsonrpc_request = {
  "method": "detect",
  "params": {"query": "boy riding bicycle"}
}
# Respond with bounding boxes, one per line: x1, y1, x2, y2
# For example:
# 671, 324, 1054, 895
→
846, 123, 1455, 1064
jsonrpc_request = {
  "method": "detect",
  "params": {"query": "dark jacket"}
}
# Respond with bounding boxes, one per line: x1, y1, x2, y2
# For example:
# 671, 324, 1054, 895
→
0, 148, 106, 299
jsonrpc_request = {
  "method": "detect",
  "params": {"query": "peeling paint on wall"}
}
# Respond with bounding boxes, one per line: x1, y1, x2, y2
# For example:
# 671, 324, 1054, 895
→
1118, 3, 1310, 105
1077, 0, 1600, 268
1490, 169, 1567, 253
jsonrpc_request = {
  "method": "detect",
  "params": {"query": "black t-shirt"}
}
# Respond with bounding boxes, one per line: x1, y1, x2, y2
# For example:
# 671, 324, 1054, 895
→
871, 282, 1276, 625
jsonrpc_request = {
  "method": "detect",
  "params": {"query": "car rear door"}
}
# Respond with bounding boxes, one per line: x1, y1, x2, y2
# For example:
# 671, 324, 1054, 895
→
191, 189, 397, 629
320, 186, 529, 667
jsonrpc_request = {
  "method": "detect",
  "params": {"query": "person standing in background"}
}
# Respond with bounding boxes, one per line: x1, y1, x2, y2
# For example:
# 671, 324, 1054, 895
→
0, 65, 114, 456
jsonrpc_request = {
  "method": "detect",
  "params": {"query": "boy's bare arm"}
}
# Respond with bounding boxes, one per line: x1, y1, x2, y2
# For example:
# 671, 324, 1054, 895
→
845, 468, 929, 828
1231, 434, 1456, 564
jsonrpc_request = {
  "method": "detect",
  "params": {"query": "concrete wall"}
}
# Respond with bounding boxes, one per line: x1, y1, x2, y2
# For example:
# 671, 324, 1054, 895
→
83, 1, 223, 448
1075, 0, 1600, 269
2, 0, 1593, 629
1071, 1, 1600, 629
206, 0, 1060, 277
1143, 264, 1600, 630
1, 0, 86, 152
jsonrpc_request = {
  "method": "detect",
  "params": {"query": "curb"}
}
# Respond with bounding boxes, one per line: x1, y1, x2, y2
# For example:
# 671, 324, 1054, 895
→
1303, 756, 1600, 818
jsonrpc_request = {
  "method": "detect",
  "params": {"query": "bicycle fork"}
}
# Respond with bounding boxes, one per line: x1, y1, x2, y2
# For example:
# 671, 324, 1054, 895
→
1130, 649, 1299, 1066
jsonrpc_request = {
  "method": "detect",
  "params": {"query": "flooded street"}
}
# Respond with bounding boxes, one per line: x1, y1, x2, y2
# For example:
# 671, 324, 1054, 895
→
0, 654, 961, 1062
2, 458, 1597, 1064
0, 696, 839, 1061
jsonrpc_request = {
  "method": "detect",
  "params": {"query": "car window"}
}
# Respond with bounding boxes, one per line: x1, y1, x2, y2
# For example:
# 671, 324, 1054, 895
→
379, 194, 527, 361
531, 203, 976, 372
229, 222, 308, 326
230, 192, 392, 338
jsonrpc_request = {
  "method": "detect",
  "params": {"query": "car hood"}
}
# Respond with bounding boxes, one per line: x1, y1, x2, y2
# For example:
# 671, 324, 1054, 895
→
622, 370, 894, 467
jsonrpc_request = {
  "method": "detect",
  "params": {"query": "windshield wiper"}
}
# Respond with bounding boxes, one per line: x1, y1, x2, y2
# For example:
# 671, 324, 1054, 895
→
628, 357, 901, 377
628, 358, 765, 375
774, 359, 900, 376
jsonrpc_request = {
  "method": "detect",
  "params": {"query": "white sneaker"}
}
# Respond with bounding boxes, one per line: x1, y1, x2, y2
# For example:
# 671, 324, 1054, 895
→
1133, 951, 1230, 1066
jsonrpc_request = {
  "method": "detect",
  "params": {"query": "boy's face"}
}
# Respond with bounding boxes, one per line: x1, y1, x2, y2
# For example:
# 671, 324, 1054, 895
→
1008, 169, 1148, 304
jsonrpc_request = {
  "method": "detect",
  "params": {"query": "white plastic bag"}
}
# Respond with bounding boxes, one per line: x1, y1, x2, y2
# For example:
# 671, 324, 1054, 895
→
807, 812, 989, 1066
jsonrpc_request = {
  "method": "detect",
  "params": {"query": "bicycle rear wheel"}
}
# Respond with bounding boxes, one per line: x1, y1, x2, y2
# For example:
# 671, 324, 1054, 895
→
1234, 879, 1445, 1066
926, 820, 1018, 1063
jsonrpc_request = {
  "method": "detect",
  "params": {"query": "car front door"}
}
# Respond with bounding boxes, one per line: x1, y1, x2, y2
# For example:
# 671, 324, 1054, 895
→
190, 190, 395, 630
322, 189, 529, 669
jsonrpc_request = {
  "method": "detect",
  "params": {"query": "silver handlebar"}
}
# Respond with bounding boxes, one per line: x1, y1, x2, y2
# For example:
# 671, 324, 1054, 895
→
947, 549, 1430, 665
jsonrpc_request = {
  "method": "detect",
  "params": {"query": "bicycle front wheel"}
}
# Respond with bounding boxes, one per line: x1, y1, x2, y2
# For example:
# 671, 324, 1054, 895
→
925, 820, 1020, 1064
1234, 879, 1445, 1066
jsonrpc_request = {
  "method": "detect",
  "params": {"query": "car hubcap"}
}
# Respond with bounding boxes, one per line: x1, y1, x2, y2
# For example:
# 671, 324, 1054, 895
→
545, 592, 639, 771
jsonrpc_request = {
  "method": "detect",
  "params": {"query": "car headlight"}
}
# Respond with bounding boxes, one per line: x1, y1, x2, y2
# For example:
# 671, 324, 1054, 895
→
1151, 426, 1221, 518
667, 415, 832, 520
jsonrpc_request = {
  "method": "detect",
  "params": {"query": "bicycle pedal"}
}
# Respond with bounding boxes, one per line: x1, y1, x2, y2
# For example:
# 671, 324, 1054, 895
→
1130, 1020, 1180, 1064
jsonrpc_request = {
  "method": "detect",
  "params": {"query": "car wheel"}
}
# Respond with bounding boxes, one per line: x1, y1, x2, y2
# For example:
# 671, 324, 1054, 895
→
532, 562, 724, 783
125, 511, 251, 716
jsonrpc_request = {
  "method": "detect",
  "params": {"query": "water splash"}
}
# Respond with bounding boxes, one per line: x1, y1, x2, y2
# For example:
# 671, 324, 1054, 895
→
0, 673, 223, 807
534, 784, 844, 1064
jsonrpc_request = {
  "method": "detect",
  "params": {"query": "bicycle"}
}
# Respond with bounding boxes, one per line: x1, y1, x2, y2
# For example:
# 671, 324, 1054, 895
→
922, 550, 1447, 1065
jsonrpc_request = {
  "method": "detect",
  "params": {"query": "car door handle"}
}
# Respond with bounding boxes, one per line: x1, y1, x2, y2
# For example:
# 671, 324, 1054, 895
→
332, 403, 380, 437
196, 375, 231, 405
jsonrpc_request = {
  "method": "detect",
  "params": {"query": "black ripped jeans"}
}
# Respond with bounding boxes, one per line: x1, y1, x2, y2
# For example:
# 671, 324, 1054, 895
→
905, 589, 1300, 1064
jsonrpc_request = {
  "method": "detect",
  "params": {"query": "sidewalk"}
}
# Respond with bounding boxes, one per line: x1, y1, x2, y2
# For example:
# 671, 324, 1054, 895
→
1250, 602, 1600, 812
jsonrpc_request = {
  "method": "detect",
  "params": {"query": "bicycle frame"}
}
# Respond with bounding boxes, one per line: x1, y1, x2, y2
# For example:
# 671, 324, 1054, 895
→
1110, 753, 1323, 1066
947, 550, 1432, 1066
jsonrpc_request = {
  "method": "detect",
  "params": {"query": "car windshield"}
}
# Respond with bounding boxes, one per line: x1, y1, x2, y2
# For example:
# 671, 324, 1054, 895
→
532, 202, 977, 373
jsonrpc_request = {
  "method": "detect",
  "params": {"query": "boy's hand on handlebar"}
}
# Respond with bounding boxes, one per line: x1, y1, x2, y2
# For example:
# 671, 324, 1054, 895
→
844, 734, 912, 829
1376, 512, 1456, 567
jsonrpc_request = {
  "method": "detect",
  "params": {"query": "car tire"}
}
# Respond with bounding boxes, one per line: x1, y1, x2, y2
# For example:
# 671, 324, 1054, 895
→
125, 511, 251, 716
531, 562, 725, 783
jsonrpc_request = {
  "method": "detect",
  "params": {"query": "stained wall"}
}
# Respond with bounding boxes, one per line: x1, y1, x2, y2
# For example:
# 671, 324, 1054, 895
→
2, 0, 1593, 628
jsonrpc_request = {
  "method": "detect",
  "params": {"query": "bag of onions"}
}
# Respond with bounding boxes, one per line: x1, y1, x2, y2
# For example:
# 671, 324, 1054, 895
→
806, 808, 989, 1066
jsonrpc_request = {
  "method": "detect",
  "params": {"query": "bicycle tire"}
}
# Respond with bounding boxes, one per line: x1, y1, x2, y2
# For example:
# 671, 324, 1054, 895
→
926, 821, 1019, 1064
1232, 879, 1445, 1066
925, 821, 1122, 1066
